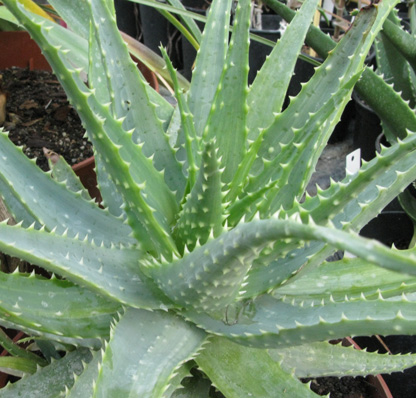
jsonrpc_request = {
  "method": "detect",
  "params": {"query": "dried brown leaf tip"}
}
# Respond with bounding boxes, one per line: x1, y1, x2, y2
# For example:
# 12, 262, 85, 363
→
42, 147, 60, 166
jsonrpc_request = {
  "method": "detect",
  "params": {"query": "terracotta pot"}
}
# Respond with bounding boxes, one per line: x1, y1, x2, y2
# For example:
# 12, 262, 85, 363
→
0, 30, 158, 202
0, 31, 52, 71
71, 157, 102, 203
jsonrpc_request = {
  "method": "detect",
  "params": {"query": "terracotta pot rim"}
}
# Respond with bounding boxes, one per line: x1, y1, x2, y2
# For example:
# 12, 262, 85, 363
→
71, 155, 95, 172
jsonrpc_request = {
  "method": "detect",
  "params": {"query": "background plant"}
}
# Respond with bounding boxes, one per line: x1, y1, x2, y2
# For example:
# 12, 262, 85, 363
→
0, 0, 415, 396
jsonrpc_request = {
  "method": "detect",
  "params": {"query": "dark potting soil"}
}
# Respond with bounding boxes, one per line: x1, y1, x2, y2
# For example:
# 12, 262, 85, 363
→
304, 376, 376, 398
0, 67, 92, 171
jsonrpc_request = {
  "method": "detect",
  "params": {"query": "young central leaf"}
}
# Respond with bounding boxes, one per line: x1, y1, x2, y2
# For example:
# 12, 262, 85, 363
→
202, 0, 250, 184
174, 141, 224, 253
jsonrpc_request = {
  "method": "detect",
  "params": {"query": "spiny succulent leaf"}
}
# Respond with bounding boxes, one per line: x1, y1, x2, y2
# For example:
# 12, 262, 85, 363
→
247, 0, 321, 135
187, 0, 232, 137
0, 222, 171, 309
66, 350, 101, 398
0, 348, 93, 398
381, 14, 416, 75
3, 1, 180, 257
358, 66, 416, 140
48, 0, 175, 124
3, 0, 416, 395
0, 356, 39, 377
88, 0, 186, 199
264, 0, 416, 139
0, 328, 47, 366
94, 308, 206, 398
16, 8, 89, 72
196, 336, 319, 397
300, 131, 416, 226
47, 0, 91, 39
274, 256, 416, 303
167, 374, 211, 398
174, 141, 223, 253
0, 271, 118, 342
161, 361, 194, 398
257, 74, 361, 215
226, 177, 277, 226
45, 149, 91, 201
161, 46, 200, 186
93, 153, 126, 219
251, 130, 416, 296
0, 130, 134, 245
0, 169, 40, 228
375, 11, 416, 109
151, 218, 416, 313
244, 7, 378, 209
272, 341, 416, 377
184, 293, 416, 348
88, 21, 112, 110
202, 0, 250, 184
240, 238, 319, 299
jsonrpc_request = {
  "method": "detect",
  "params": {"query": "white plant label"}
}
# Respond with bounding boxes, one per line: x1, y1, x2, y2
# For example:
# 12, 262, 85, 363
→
346, 148, 361, 175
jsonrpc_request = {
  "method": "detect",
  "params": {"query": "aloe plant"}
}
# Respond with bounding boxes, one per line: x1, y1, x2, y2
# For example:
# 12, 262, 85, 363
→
1, 0, 416, 396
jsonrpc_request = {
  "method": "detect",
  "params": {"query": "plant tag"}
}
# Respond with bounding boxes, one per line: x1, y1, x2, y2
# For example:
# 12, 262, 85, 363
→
346, 149, 361, 175
345, 148, 361, 258
322, 0, 334, 21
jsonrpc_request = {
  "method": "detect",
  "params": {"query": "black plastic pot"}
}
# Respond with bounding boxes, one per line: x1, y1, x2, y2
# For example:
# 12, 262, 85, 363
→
180, 6, 206, 80
138, 1, 170, 56
351, 90, 383, 161
360, 208, 413, 248
180, 0, 208, 8
114, 0, 139, 38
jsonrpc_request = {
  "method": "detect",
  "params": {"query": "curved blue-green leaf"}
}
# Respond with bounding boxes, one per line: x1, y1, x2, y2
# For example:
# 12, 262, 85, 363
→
247, 0, 321, 134
187, 0, 233, 137
273, 256, 416, 303
47, 0, 91, 39
0, 222, 172, 310
243, 129, 416, 298
243, 6, 379, 214
149, 217, 416, 314
88, 0, 186, 200
376, 11, 416, 109
2, 1, 180, 258
273, 340, 416, 377
94, 308, 206, 398
0, 271, 118, 342
161, 46, 200, 187
203, 0, 250, 184
45, 149, 91, 201
174, 141, 224, 253
196, 336, 319, 397
0, 328, 46, 366
0, 348, 93, 398
66, 350, 102, 398
184, 293, 416, 348
0, 356, 38, 377
0, 130, 134, 246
